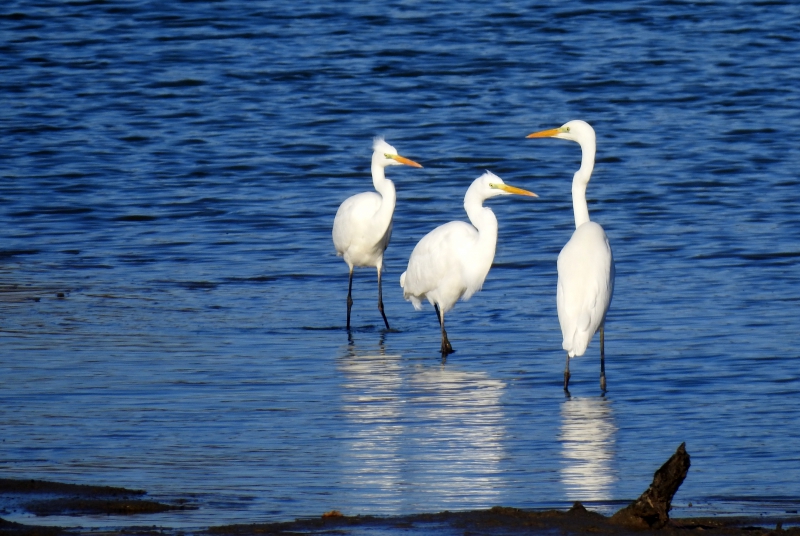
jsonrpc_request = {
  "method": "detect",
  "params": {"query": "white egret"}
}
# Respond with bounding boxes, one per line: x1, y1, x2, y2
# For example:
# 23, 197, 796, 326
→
400, 171, 537, 356
333, 138, 422, 331
527, 120, 615, 392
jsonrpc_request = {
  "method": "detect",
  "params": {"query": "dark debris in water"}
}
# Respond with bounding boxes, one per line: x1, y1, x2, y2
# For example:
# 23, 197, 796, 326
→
0, 517, 63, 536
115, 215, 158, 222
0, 285, 70, 303
0, 478, 195, 522
23, 498, 190, 517
0, 250, 39, 259
0, 479, 145, 497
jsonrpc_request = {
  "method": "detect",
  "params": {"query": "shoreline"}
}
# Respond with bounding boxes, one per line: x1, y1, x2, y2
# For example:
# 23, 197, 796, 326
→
1, 445, 795, 536
2, 479, 799, 536
2, 500, 799, 536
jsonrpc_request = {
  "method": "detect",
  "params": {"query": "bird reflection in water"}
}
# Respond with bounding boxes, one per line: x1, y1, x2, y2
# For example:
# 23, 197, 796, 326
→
337, 340, 507, 514
559, 396, 618, 505
338, 334, 405, 511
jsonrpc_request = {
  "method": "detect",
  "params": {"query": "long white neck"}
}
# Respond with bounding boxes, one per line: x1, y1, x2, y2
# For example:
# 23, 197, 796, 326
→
571, 140, 595, 229
464, 187, 498, 274
371, 162, 396, 226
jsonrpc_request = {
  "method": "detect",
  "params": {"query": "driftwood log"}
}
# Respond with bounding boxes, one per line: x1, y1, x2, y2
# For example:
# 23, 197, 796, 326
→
610, 442, 691, 529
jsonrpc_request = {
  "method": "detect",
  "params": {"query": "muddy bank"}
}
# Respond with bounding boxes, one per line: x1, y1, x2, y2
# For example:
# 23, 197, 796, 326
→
206, 448, 796, 536
210, 506, 800, 536
2, 446, 798, 536
0, 478, 194, 519
3, 503, 799, 536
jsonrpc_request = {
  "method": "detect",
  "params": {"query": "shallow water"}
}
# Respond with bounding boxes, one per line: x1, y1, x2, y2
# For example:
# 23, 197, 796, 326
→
1, 0, 800, 529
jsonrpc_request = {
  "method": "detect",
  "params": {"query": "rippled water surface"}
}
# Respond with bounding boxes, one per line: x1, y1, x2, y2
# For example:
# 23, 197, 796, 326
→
2, 0, 800, 529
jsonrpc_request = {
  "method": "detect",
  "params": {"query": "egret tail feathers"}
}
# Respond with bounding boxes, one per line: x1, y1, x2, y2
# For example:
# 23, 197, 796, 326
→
563, 319, 594, 358
400, 271, 424, 310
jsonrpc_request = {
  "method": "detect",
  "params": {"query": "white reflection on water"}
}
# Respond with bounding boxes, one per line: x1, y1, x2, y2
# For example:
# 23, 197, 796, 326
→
559, 396, 618, 503
338, 339, 406, 504
337, 339, 507, 513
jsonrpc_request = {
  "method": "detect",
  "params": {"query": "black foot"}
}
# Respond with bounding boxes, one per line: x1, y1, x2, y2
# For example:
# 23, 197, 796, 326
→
564, 370, 571, 392
600, 375, 607, 393
441, 341, 454, 357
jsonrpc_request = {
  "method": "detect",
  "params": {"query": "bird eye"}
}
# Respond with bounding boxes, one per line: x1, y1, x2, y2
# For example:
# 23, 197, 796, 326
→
565, 127, 571, 132
384, 153, 393, 159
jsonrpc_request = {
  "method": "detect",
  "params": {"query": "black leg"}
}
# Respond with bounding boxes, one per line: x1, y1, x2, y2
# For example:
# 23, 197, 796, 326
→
435, 304, 454, 356
600, 325, 607, 392
377, 268, 390, 330
564, 352, 571, 392
346, 267, 354, 331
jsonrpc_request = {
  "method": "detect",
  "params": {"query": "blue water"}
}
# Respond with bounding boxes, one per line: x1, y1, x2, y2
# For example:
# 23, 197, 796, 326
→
2, 0, 800, 529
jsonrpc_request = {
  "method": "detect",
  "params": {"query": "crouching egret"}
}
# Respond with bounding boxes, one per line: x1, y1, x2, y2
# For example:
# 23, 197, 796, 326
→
527, 120, 615, 392
333, 138, 422, 330
400, 171, 537, 356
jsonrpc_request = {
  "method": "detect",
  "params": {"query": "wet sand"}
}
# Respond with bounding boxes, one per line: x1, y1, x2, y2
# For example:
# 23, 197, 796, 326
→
1, 477, 798, 536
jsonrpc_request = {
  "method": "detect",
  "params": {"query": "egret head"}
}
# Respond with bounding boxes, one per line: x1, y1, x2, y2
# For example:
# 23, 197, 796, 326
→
372, 137, 423, 168
527, 120, 595, 146
479, 171, 538, 199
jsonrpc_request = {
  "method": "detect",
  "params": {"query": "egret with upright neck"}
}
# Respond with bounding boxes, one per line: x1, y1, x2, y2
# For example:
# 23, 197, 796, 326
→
527, 120, 615, 393
333, 138, 422, 331
400, 171, 537, 357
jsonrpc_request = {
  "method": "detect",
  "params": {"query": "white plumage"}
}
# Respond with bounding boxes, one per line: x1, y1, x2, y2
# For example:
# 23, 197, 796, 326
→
527, 120, 615, 392
401, 171, 537, 356
557, 221, 614, 358
333, 137, 422, 330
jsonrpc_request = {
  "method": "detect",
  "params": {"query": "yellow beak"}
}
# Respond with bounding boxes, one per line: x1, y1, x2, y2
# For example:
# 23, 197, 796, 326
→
491, 183, 538, 197
388, 154, 423, 168
526, 127, 562, 138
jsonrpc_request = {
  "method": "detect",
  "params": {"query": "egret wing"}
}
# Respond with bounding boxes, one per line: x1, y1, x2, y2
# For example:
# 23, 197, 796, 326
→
402, 221, 477, 312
